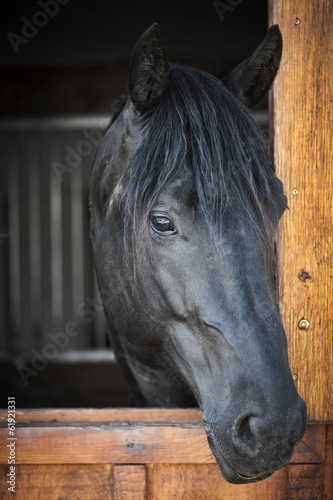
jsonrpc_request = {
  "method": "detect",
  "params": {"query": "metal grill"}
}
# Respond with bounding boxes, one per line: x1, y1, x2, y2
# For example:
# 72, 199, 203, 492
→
0, 117, 111, 358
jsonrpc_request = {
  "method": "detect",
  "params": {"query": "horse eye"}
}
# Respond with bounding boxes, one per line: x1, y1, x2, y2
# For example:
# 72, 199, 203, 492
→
151, 215, 176, 234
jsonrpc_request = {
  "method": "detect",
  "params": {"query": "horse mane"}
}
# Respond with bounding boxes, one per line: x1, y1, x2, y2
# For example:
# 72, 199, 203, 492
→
120, 64, 287, 251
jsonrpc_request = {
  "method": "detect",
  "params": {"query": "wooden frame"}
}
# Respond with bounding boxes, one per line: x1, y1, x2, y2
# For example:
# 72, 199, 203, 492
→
1, 2, 332, 498
0, 409, 332, 499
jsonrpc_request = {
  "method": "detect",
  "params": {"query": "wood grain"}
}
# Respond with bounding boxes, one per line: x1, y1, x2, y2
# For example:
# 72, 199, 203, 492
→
0, 410, 332, 498
269, 0, 333, 421
114, 465, 146, 500
0, 464, 113, 500
289, 464, 323, 499
0, 407, 203, 424
0, 410, 328, 466
146, 464, 288, 500
291, 423, 325, 463
0, 425, 212, 465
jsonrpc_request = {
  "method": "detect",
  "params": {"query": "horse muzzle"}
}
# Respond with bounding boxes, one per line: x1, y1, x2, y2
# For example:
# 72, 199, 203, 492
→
203, 397, 307, 484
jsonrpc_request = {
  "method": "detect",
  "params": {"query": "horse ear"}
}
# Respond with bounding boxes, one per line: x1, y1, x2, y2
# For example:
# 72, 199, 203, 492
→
222, 25, 282, 108
129, 23, 169, 113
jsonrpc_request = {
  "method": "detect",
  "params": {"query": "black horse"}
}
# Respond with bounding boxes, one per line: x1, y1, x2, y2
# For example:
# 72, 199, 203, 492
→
90, 24, 307, 484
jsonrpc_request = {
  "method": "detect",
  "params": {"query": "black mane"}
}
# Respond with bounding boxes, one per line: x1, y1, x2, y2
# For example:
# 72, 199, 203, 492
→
121, 64, 286, 247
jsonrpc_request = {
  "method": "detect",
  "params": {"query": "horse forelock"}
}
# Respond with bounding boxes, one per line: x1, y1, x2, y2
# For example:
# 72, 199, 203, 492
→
117, 64, 287, 253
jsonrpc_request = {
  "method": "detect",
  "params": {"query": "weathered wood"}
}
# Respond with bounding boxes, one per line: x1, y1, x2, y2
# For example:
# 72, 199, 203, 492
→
0, 425, 212, 465
0, 410, 332, 498
114, 465, 146, 500
323, 465, 333, 500
327, 424, 333, 463
0, 409, 329, 466
290, 423, 325, 463
0, 407, 202, 424
269, 0, 333, 421
0, 464, 113, 500
289, 464, 323, 499
324, 426, 333, 499
146, 464, 288, 500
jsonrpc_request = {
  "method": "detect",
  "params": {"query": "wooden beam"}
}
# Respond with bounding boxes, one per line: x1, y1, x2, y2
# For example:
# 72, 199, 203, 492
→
0, 424, 212, 465
269, 0, 333, 421
0, 409, 328, 465
0, 407, 203, 424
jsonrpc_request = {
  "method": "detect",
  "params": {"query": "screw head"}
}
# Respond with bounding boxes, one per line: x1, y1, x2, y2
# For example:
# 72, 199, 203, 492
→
299, 271, 312, 282
298, 318, 310, 330
295, 18, 300, 25
293, 189, 299, 195
293, 374, 298, 381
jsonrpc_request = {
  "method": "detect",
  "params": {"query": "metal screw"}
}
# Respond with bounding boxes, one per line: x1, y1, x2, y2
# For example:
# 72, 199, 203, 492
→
293, 374, 298, 381
295, 18, 300, 25
299, 271, 312, 282
298, 318, 310, 330
293, 189, 298, 195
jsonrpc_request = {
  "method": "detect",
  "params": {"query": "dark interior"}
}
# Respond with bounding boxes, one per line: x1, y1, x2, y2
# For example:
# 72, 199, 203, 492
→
0, 0, 268, 408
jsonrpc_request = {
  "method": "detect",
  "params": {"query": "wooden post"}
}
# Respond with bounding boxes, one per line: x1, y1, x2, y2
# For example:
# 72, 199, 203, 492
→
269, 0, 333, 421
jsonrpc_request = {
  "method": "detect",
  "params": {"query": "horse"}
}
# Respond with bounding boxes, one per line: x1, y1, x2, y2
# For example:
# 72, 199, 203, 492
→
90, 24, 307, 484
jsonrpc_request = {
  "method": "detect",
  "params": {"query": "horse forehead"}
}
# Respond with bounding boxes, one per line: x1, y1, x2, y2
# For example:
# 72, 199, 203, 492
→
157, 169, 196, 203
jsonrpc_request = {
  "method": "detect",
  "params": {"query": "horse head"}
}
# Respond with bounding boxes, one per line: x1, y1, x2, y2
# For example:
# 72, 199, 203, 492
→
90, 24, 307, 484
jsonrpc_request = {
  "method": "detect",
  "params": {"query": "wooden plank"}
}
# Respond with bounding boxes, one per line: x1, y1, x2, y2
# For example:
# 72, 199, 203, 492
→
0, 408, 203, 424
0, 423, 323, 466
323, 465, 333, 500
0, 425, 212, 465
269, 0, 333, 421
0, 410, 324, 466
291, 424, 325, 463
0, 464, 113, 500
324, 425, 333, 499
326, 424, 333, 463
289, 464, 323, 500
0, 411, 330, 497
146, 464, 288, 500
114, 465, 146, 500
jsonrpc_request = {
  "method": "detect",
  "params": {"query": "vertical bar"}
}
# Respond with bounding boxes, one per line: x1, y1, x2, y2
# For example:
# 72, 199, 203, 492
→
71, 131, 84, 347
82, 153, 92, 347
28, 133, 42, 345
18, 133, 32, 352
49, 133, 63, 332
40, 131, 52, 341
7, 134, 21, 350
60, 130, 73, 336
0, 133, 9, 354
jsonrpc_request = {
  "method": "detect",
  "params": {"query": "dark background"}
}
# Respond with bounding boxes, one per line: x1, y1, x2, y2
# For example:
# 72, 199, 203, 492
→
0, 0, 268, 115
0, 0, 268, 408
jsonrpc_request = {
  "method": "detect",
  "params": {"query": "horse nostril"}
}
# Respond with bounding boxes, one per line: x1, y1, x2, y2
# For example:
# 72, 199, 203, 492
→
232, 414, 259, 458
232, 402, 307, 462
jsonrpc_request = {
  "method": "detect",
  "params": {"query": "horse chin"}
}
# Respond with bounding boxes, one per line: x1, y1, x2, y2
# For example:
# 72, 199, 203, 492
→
205, 426, 274, 485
